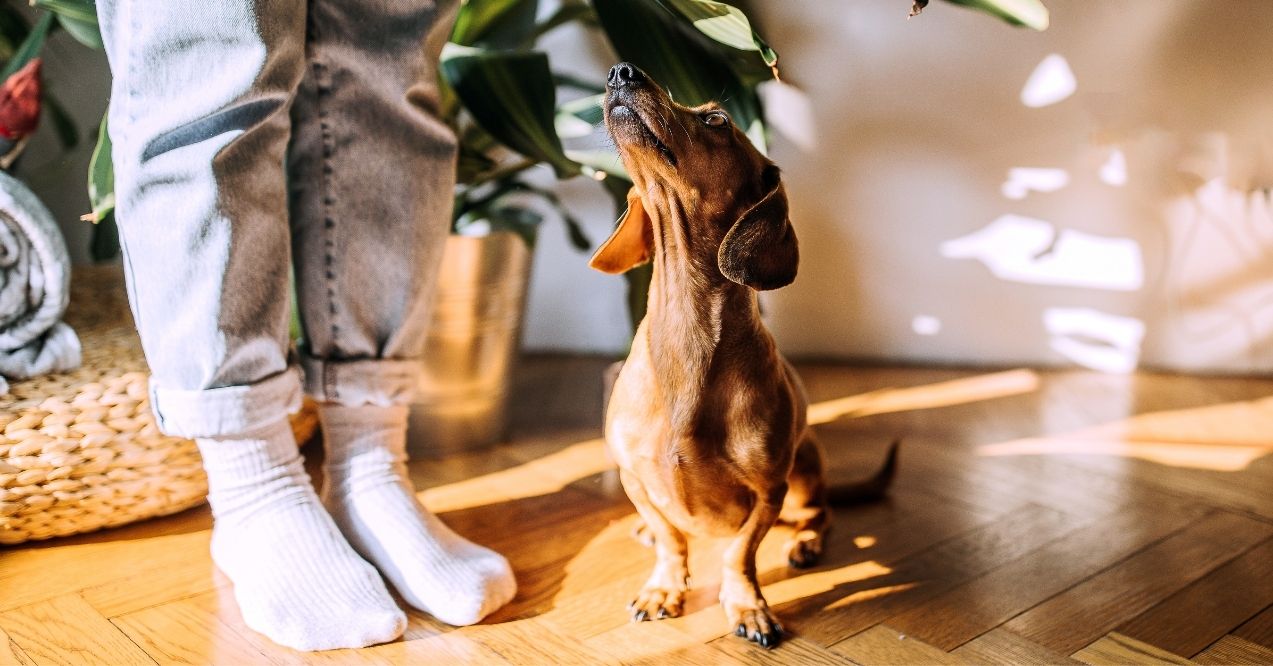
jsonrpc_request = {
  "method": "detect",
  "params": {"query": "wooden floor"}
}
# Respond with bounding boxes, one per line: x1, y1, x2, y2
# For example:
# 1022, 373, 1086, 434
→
4, 357, 1273, 665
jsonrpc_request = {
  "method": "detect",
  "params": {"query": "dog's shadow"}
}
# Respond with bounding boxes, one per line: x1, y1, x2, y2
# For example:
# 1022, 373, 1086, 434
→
422, 448, 912, 638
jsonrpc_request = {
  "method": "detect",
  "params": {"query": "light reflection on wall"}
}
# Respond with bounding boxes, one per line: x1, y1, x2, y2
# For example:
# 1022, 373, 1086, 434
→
1001, 167, 1070, 200
720, 1, 1273, 373
940, 215, 1144, 292
1020, 53, 1075, 108
1043, 307, 1145, 374
937, 50, 1150, 374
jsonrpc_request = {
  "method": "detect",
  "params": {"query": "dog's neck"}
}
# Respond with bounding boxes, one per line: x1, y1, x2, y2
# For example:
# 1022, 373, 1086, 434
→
640, 184, 773, 432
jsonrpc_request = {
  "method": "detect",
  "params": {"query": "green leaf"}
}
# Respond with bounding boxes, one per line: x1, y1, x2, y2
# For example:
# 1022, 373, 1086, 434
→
657, 0, 777, 68
31, 0, 97, 24
624, 262, 652, 334
939, 0, 1049, 30
555, 93, 603, 139
564, 148, 628, 181
459, 203, 541, 248
533, 0, 594, 41
591, 0, 765, 148
451, 0, 540, 48
89, 210, 119, 261
0, 13, 52, 80
512, 181, 592, 250
558, 93, 604, 125
0, 5, 30, 62
86, 113, 115, 224
54, 12, 103, 49
442, 49, 581, 178
43, 94, 79, 148
553, 72, 605, 94
456, 144, 498, 184
289, 268, 302, 342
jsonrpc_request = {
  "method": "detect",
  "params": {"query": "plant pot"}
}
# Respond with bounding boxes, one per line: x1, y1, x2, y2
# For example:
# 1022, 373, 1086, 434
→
407, 231, 531, 458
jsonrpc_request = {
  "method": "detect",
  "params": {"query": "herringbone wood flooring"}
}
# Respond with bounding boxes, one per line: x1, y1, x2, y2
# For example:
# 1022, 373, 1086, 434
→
3, 357, 1273, 665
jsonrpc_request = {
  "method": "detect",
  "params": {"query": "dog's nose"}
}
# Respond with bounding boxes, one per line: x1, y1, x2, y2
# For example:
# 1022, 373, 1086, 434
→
607, 62, 645, 89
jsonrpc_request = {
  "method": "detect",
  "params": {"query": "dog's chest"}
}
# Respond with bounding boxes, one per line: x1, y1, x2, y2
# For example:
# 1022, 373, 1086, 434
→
607, 373, 756, 535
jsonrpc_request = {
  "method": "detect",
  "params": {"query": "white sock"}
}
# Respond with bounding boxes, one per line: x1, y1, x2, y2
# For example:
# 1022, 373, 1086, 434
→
196, 419, 406, 651
319, 404, 517, 626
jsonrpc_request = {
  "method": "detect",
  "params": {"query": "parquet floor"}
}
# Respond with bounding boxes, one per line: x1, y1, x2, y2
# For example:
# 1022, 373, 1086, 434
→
3, 357, 1273, 665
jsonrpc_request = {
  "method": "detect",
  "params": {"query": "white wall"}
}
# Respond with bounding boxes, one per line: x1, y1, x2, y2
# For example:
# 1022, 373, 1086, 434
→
522, 0, 1273, 375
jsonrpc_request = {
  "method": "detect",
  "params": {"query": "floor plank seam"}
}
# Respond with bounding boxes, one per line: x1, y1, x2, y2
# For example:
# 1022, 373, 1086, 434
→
985, 508, 1225, 637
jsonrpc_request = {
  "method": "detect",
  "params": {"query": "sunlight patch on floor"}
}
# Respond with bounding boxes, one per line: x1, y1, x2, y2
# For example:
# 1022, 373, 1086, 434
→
978, 396, 1273, 471
424, 370, 1043, 512
807, 369, 1039, 425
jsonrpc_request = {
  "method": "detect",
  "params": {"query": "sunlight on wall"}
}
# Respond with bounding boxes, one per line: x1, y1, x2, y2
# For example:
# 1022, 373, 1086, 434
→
1001, 167, 1070, 200
1154, 177, 1273, 371
1020, 54, 1075, 108
1043, 307, 1145, 374
1099, 148, 1127, 187
940, 215, 1144, 291
911, 315, 942, 336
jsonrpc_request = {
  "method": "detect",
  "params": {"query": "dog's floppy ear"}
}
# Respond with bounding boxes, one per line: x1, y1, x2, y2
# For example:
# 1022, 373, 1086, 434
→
589, 188, 653, 274
718, 167, 799, 290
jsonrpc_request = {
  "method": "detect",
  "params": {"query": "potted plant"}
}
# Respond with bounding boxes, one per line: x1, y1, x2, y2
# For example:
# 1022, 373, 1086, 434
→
407, 0, 788, 453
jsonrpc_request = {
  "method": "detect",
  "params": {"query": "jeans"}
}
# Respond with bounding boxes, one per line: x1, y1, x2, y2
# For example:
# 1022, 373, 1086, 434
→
96, 0, 459, 437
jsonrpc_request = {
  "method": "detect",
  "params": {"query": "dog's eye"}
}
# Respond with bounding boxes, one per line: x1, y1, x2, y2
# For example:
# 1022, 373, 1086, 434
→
702, 112, 729, 127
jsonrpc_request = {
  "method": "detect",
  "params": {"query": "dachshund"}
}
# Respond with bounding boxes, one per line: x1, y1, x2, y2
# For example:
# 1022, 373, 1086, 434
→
590, 62, 896, 649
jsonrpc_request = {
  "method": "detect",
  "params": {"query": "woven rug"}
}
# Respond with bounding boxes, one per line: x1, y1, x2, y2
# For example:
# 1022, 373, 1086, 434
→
0, 265, 318, 544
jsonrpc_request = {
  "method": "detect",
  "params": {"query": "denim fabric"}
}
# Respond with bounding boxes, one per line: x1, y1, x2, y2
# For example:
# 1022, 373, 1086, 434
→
97, 0, 459, 438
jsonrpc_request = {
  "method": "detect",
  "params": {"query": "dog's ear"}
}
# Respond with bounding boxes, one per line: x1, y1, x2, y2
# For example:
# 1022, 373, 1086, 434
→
589, 188, 653, 274
718, 167, 799, 290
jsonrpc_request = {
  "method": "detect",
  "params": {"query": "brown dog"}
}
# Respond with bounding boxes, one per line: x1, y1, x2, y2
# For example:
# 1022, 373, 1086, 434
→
590, 63, 895, 649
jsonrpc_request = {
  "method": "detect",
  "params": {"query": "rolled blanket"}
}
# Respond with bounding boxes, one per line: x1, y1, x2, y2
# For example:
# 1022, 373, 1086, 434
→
0, 169, 80, 394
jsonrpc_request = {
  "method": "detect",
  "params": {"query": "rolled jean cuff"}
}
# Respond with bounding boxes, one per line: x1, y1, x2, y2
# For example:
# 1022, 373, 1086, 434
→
300, 353, 423, 407
148, 366, 302, 439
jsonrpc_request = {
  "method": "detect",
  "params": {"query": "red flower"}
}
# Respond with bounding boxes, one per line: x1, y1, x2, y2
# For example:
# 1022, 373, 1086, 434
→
0, 59, 42, 140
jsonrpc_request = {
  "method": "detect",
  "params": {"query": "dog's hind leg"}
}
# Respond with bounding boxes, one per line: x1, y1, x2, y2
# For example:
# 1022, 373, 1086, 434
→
620, 470, 690, 620
780, 432, 831, 569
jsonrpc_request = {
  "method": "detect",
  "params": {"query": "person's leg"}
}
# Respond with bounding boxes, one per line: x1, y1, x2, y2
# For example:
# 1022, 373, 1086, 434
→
289, 0, 515, 625
97, 0, 405, 649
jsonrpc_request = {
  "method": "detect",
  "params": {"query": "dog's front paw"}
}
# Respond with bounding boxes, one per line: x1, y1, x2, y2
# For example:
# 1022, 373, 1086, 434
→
784, 529, 824, 569
628, 585, 686, 621
724, 603, 783, 649
721, 583, 783, 649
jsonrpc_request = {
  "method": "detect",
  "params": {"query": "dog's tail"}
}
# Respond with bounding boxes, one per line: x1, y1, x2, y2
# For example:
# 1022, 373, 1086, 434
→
827, 440, 899, 505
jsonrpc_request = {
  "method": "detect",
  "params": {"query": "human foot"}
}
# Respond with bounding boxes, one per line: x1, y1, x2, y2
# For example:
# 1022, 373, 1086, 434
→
319, 404, 517, 626
196, 419, 406, 651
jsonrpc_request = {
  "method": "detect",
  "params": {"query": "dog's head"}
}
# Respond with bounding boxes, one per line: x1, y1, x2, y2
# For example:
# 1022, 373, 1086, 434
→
589, 63, 798, 291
